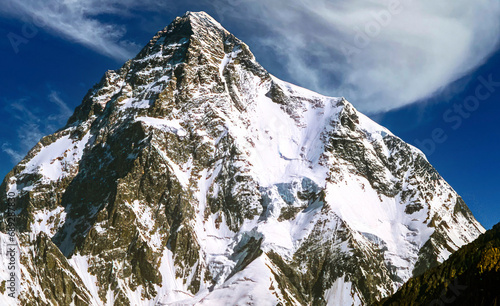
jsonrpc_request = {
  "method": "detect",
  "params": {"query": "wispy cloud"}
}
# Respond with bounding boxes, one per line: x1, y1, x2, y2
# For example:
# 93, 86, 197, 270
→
208, 0, 500, 113
1, 144, 24, 162
0, 0, 155, 60
1, 91, 73, 163
48, 91, 73, 123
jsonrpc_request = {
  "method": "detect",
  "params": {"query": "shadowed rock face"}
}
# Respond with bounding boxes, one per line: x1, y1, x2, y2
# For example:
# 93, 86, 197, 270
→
0, 11, 485, 305
377, 222, 500, 306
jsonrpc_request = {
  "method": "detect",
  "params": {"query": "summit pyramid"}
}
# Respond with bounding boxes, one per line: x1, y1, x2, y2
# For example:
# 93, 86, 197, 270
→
0, 11, 484, 305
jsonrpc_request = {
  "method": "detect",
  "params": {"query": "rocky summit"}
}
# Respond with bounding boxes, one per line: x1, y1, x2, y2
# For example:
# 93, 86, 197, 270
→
0, 11, 485, 305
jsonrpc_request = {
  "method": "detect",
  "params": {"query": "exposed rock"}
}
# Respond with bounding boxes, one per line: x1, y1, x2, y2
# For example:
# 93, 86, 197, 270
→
0, 11, 484, 305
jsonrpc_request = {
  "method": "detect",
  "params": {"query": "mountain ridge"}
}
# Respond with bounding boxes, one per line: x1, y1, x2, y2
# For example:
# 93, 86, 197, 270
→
0, 11, 484, 305
377, 222, 500, 306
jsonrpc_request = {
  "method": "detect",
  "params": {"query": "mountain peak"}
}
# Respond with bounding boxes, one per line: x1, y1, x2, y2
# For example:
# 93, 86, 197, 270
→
183, 11, 225, 29
0, 11, 485, 306
169, 10, 227, 36
134, 10, 238, 65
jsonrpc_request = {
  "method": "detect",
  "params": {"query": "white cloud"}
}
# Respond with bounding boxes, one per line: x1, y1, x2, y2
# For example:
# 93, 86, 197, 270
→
208, 0, 500, 113
0, 0, 151, 60
1, 143, 24, 162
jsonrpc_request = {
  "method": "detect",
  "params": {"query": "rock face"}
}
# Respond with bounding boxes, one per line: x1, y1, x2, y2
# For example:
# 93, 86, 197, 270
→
378, 222, 500, 306
0, 11, 485, 305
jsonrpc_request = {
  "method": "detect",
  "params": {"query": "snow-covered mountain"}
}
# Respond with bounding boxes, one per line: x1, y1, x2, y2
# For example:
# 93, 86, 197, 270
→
0, 11, 484, 305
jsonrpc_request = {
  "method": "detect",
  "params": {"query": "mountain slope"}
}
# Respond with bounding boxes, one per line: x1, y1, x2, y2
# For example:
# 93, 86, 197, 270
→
0, 11, 484, 305
377, 222, 500, 306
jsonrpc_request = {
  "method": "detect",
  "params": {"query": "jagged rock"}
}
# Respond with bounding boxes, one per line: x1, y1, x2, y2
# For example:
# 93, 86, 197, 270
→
0, 11, 484, 305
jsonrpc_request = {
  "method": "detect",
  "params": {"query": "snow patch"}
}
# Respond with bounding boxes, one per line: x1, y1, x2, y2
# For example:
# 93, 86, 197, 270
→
136, 116, 187, 137
68, 254, 102, 306
30, 207, 67, 238
21, 131, 91, 182
324, 277, 363, 306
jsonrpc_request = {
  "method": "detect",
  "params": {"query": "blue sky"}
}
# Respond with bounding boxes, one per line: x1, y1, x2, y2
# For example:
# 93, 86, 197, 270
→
1, 0, 499, 229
